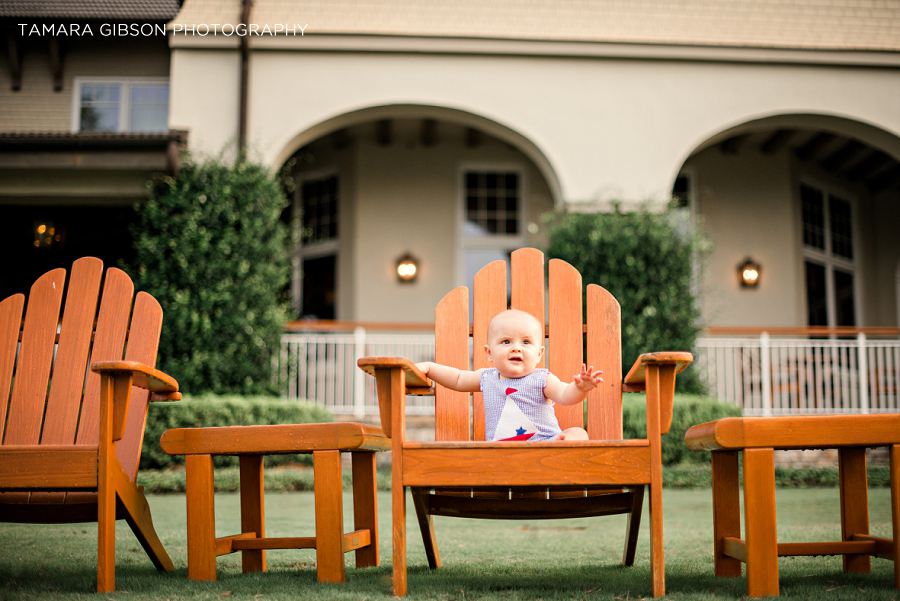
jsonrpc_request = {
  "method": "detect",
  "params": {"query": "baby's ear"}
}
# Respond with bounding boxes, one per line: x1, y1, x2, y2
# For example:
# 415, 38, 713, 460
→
484, 344, 492, 362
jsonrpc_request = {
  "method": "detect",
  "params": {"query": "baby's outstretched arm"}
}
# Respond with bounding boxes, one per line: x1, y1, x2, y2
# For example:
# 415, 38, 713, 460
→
416, 362, 483, 393
543, 364, 604, 405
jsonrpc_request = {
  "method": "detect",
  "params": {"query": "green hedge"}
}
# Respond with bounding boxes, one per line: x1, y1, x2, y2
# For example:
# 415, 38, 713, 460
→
131, 157, 290, 395
140, 395, 333, 470
547, 207, 711, 394
622, 393, 743, 466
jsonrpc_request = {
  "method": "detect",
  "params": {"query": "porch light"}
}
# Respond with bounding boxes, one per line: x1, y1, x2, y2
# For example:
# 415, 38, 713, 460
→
738, 257, 761, 288
396, 253, 419, 283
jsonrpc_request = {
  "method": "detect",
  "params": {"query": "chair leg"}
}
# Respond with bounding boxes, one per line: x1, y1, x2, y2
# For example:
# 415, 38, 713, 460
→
412, 487, 441, 569
711, 451, 742, 578
622, 485, 644, 566
838, 447, 870, 573
115, 465, 174, 571
97, 450, 117, 592
352, 451, 380, 568
239, 455, 266, 573
313, 450, 346, 583
185, 454, 217, 581
743, 448, 779, 598
649, 480, 665, 598
393, 481, 408, 596
890, 445, 900, 590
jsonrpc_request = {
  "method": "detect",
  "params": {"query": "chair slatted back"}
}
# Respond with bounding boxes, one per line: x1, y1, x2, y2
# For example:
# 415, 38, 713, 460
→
0, 258, 160, 483
433, 248, 623, 442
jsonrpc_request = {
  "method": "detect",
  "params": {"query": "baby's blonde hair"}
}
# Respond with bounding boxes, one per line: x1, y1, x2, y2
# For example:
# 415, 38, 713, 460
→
487, 309, 543, 341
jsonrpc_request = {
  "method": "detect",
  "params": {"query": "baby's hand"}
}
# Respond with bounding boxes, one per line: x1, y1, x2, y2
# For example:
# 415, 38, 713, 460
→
415, 362, 430, 375
573, 364, 603, 392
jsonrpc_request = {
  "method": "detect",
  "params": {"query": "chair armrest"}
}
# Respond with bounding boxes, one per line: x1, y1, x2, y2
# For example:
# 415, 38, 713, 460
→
357, 356, 433, 439
623, 352, 693, 391
623, 352, 693, 435
357, 356, 434, 393
91, 361, 181, 441
92, 361, 180, 395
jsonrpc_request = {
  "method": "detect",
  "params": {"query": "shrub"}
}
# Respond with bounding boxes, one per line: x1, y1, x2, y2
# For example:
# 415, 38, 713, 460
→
140, 395, 333, 470
547, 206, 710, 393
622, 393, 742, 466
130, 156, 289, 395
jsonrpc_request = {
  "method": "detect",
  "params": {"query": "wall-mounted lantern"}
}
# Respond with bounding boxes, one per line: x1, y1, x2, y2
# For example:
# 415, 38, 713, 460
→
396, 253, 419, 283
738, 257, 761, 288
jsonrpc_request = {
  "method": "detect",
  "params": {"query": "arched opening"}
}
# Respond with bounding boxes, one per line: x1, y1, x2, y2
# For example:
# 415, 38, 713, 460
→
278, 107, 561, 322
672, 113, 900, 329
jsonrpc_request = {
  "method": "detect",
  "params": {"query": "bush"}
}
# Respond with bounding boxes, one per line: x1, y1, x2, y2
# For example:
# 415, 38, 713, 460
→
140, 395, 333, 470
547, 206, 710, 393
622, 393, 742, 466
130, 156, 289, 395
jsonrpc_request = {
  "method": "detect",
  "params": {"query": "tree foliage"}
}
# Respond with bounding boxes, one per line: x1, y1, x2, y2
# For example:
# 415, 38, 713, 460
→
546, 206, 709, 393
130, 157, 289, 395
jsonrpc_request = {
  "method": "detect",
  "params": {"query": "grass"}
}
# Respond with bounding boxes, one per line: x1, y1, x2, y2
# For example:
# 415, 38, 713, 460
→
1, 488, 898, 600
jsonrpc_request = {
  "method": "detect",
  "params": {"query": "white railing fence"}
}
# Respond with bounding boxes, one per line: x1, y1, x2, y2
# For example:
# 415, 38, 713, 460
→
276, 326, 900, 418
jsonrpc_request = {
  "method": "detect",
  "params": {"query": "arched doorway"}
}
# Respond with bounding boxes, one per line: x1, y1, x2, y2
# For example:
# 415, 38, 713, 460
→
278, 106, 561, 322
673, 113, 900, 329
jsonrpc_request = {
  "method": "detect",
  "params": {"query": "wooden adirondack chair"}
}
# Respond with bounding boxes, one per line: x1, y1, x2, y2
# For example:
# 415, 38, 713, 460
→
0, 257, 180, 592
358, 248, 692, 597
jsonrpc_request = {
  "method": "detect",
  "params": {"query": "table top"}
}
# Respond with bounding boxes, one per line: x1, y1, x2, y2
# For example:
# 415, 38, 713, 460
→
684, 414, 900, 452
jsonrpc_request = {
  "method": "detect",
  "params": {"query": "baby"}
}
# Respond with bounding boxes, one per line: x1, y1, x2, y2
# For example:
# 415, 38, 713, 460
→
416, 309, 603, 441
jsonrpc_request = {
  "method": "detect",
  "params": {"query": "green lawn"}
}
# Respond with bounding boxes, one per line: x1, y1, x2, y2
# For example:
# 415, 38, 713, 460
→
1, 488, 897, 600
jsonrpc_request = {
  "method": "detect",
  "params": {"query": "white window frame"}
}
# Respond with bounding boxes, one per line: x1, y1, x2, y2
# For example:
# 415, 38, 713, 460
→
71, 76, 169, 133
799, 179, 861, 327
456, 163, 527, 288
292, 169, 340, 317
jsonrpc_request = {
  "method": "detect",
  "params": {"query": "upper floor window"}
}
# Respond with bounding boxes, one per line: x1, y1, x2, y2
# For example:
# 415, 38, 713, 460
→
74, 78, 169, 133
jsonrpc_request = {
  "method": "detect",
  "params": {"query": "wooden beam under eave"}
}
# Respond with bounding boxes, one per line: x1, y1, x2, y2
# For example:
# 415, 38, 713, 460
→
719, 134, 750, 155
48, 37, 63, 91
795, 132, 836, 161
465, 127, 483, 148
760, 129, 796, 154
820, 140, 865, 173
867, 164, 900, 194
420, 119, 437, 148
376, 119, 392, 146
7, 35, 22, 91
846, 150, 890, 182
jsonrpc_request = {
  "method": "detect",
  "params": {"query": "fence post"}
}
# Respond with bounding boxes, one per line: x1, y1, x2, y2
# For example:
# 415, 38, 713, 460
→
760, 332, 772, 416
858, 332, 869, 414
353, 326, 367, 419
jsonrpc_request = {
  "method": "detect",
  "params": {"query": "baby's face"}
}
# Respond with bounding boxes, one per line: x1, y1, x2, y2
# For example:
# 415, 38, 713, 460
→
485, 311, 544, 379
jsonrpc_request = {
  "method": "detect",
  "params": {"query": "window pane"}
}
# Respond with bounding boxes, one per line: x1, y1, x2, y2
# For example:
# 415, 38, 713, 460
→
301, 175, 338, 244
801, 185, 825, 250
829, 195, 853, 260
80, 84, 121, 131
834, 269, 855, 326
301, 254, 336, 319
129, 84, 169, 132
805, 261, 828, 326
464, 170, 520, 238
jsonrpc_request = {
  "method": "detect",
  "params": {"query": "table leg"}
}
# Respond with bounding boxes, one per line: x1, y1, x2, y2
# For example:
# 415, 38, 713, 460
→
890, 445, 900, 590
712, 451, 742, 578
743, 448, 779, 598
314, 449, 345, 582
352, 451, 379, 568
239, 455, 266, 573
838, 447, 870, 573
185, 454, 217, 581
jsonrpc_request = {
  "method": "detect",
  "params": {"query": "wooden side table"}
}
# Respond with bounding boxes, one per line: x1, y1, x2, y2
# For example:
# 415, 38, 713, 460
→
685, 414, 900, 597
160, 422, 389, 583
